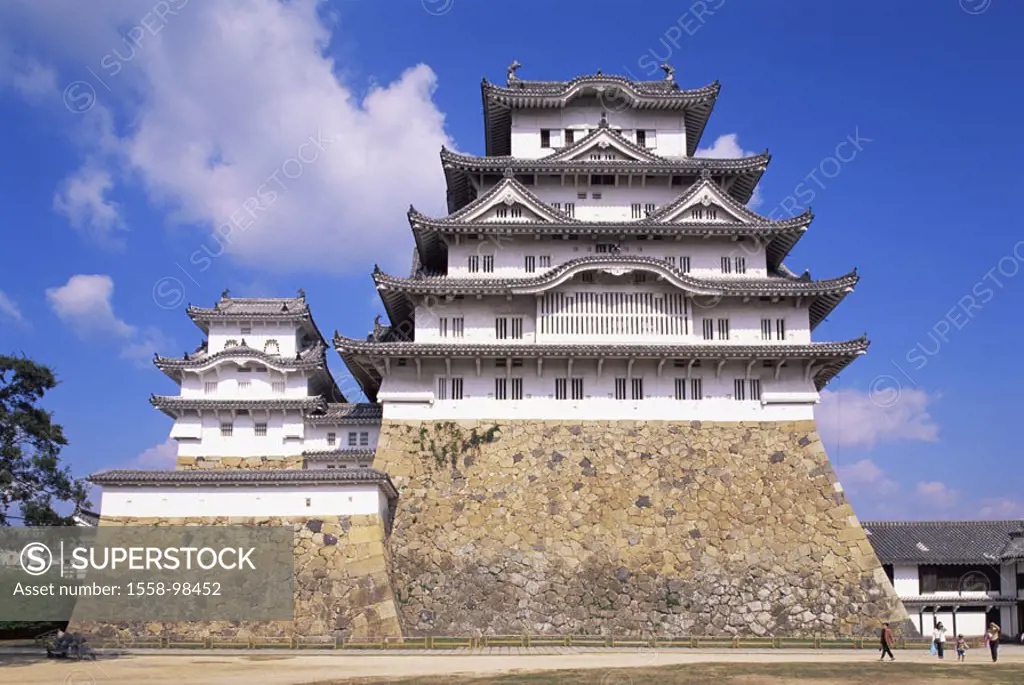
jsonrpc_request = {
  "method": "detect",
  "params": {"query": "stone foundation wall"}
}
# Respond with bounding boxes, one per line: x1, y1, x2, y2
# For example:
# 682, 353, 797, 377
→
175, 456, 305, 470
374, 419, 913, 638
69, 514, 402, 641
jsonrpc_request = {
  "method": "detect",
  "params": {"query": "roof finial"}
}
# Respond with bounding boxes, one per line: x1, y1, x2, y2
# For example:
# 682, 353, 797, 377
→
699, 168, 712, 180
598, 111, 609, 128
660, 63, 675, 81
220, 288, 230, 299
506, 60, 521, 85
596, 68, 603, 76
297, 288, 306, 300
503, 167, 515, 179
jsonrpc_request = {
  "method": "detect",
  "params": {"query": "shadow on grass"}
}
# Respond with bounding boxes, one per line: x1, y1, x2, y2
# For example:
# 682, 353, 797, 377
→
322, 661, 1024, 685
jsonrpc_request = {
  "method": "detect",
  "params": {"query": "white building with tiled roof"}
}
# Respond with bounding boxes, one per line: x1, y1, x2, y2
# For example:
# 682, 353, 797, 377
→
335, 63, 863, 422
152, 290, 380, 468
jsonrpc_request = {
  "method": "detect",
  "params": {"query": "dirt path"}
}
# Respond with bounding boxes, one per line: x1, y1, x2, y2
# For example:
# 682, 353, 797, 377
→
1, 647, 1021, 685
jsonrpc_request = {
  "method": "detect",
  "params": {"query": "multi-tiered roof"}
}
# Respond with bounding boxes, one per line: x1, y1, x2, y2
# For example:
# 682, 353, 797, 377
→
336, 64, 866, 403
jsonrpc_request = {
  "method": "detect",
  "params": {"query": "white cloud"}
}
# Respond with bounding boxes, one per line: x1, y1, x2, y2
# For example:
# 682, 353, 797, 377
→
2, 0, 453, 275
53, 165, 125, 246
46, 274, 134, 337
835, 459, 898, 496
695, 133, 763, 208
45, 274, 171, 367
815, 388, 940, 449
916, 481, 960, 509
0, 290, 25, 324
130, 438, 177, 469
977, 498, 1024, 519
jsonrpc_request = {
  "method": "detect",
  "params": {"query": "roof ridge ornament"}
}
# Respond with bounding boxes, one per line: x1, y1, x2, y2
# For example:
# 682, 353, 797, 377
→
506, 60, 521, 86
297, 288, 305, 300
660, 63, 675, 81
699, 168, 712, 180
220, 288, 230, 299
502, 167, 515, 179
598, 111, 609, 128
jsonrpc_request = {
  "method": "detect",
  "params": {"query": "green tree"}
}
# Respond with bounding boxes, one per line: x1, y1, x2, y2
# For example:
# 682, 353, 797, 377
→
1, 354, 89, 526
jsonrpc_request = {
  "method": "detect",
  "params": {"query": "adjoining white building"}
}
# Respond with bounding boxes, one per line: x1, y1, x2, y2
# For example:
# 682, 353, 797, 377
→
864, 520, 1024, 639
151, 291, 380, 470
335, 65, 862, 422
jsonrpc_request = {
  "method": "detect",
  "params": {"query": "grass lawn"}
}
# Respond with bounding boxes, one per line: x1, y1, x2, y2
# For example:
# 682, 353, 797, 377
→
334, 662, 1022, 684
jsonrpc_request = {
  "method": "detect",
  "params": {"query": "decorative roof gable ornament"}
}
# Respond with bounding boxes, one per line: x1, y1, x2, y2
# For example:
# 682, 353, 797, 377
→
506, 60, 521, 85
699, 168, 712, 180
502, 167, 515, 179
660, 63, 675, 82
598, 111, 609, 128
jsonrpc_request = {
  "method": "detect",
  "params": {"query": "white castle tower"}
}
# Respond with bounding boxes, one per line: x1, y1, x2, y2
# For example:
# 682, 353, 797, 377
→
334, 64, 862, 421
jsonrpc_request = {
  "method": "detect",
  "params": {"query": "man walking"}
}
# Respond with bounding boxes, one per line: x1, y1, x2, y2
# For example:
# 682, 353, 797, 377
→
879, 622, 895, 661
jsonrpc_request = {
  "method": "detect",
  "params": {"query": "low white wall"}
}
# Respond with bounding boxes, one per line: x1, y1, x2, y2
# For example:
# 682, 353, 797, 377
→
893, 565, 920, 596
99, 484, 389, 520
912, 609, 988, 638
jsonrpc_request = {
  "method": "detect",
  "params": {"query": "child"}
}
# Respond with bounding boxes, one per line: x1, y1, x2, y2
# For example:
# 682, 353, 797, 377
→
956, 634, 968, 661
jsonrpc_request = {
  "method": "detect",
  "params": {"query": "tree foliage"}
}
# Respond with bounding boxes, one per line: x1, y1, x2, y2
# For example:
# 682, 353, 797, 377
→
0, 354, 89, 525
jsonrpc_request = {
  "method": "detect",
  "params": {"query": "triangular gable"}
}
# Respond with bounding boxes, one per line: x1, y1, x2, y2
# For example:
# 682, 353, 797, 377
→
545, 127, 664, 164
647, 178, 770, 225
443, 176, 577, 224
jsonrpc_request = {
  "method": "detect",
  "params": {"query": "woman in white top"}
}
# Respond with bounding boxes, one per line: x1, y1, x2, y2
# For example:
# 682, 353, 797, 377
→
932, 622, 947, 659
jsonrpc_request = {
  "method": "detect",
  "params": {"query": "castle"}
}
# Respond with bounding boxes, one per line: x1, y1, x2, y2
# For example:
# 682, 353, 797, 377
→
82, 64, 912, 640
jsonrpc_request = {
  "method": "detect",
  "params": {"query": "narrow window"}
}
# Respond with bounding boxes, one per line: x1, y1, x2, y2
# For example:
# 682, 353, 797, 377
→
734, 256, 747, 274
633, 272, 646, 284
674, 378, 687, 400
511, 317, 523, 339
571, 378, 584, 400
204, 381, 218, 395
510, 205, 523, 219
720, 257, 732, 274
734, 379, 747, 400
220, 422, 233, 437
237, 380, 251, 393
240, 326, 252, 335
749, 379, 762, 401
709, 207, 718, 220
539, 255, 551, 268
440, 317, 449, 337
761, 318, 773, 340
255, 423, 267, 437
468, 255, 480, 273
495, 206, 508, 219
644, 203, 656, 216
564, 129, 575, 145
348, 432, 358, 446
495, 378, 508, 400
524, 256, 536, 273
702, 319, 715, 340
450, 378, 464, 400
614, 378, 627, 400
691, 207, 704, 221
631, 203, 642, 219
452, 317, 465, 337
564, 203, 575, 218
483, 255, 494, 273
717, 318, 730, 340
580, 272, 594, 283
680, 256, 691, 273
272, 381, 285, 394
327, 432, 336, 446
495, 317, 508, 339
359, 432, 369, 446
635, 130, 646, 147
511, 377, 524, 400
555, 378, 568, 400
690, 378, 704, 400
540, 129, 551, 148
436, 377, 448, 400
631, 378, 644, 400
666, 256, 676, 268
776, 319, 786, 340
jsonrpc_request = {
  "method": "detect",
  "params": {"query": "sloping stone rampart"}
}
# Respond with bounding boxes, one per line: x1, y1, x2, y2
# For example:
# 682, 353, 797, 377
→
69, 514, 402, 641
374, 419, 913, 638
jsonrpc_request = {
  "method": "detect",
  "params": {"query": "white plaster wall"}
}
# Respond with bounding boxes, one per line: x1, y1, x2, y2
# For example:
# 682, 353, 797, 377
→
378, 358, 818, 422
304, 425, 380, 451
511, 107, 687, 159
413, 293, 811, 345
893, 565, 920, 596
445, 236, 768, 279
478, 177, 682, 223
98, 484, 388, 519
180, 368, 310, 399
912, 610, 988, 638
207, 321, 302, 356
174, 411, 307, 458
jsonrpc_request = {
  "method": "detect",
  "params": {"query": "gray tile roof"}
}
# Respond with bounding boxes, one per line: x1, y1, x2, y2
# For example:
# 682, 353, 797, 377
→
482, 72, 719, 157
371, 256, 855, 332
150, 395, 326, 418
1000, 530, 1024, 561
73, 508, 100, 526
301, 449, 376, 462
441, 146, 766, 212
187, 295, 310, 320
88, 468, 398, 499
862, 519, 1024, 565
334, 336, 867, 401
305, 403, 382, 425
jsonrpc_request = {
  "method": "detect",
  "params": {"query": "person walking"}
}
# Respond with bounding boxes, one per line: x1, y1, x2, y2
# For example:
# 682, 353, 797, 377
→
955, 634, 968, 661
879, 622, 895, 661
932, 622, 947, 659
985, 623, 1001, 662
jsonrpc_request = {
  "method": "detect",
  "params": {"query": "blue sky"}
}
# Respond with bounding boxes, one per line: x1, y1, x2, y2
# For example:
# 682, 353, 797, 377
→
0, 0, 1021, 520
